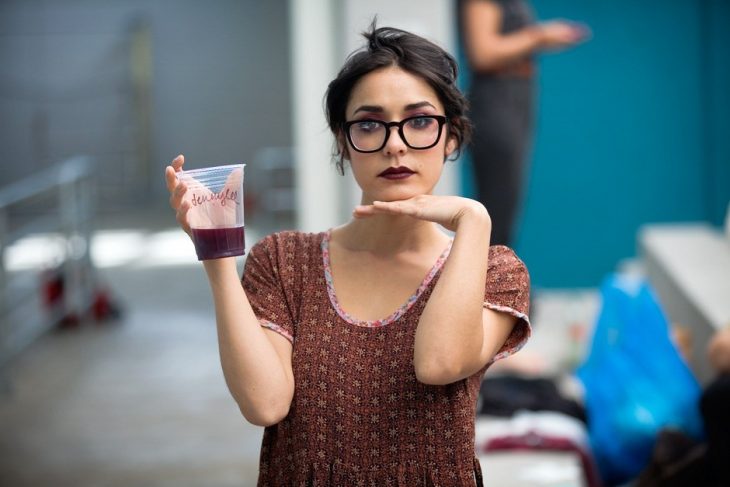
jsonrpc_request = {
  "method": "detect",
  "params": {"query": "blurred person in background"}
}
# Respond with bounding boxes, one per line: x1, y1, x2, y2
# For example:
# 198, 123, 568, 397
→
636, 327, 730, 487
166, 23, 531, 486
701, 327, 730, 486
459, 0, 588, 245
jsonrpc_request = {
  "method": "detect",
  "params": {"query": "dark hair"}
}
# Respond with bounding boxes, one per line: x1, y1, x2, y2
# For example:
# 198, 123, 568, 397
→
325, 22, 473, 175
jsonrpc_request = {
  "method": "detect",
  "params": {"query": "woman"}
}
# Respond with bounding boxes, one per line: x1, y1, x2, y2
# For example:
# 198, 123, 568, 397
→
166, 24, 530, 486
460, 0, 587, 245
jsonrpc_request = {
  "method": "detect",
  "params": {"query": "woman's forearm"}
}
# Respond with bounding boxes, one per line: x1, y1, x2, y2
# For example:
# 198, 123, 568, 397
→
203, 258, 294, 426
414, 207, 491, 384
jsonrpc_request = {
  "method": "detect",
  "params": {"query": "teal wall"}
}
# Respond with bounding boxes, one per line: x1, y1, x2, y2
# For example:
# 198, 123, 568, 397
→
459, 0, 730, 288
705, 0, 730, 226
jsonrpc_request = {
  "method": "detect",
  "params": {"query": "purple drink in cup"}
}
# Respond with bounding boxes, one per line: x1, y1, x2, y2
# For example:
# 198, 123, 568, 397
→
177, 164, 246, 260
190, 227, 245, 260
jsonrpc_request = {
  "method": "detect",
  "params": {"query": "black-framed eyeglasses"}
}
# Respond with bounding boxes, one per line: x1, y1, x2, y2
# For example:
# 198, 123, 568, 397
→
343, 115, 447, 153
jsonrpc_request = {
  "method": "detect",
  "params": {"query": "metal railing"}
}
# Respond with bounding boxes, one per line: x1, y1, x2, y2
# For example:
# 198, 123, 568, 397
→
0, 157, 96, 371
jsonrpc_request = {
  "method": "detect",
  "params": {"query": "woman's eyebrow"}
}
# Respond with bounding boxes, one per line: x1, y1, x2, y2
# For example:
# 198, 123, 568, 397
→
352, 105, 383, 115
404, 101, 436, 111
352, 101, 437, 116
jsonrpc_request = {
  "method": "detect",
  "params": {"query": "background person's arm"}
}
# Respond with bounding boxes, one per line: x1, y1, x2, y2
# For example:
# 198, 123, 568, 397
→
462, 0, 587, 72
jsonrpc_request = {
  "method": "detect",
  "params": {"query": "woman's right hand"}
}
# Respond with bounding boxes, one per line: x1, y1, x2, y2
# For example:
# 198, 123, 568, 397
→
165, 154, 192, 236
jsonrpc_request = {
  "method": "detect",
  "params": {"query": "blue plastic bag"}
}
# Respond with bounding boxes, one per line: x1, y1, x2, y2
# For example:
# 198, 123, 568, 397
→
576, 275, 703, 486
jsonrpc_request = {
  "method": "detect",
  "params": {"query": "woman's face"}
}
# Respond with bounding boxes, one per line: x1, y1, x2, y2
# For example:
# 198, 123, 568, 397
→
343, 65, 456, 204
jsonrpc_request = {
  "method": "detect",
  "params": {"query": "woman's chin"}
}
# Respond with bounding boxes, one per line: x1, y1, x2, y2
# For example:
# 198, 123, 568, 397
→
363, 181, 434, 202
368, 190, 419, 203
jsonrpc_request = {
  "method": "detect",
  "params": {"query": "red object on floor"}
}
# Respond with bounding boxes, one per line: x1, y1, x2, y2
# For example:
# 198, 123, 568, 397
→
89, 286, 123, 323
41, 268, 64, 309
40, 267, 122, 328
91, 288, 112, 321
485, 432, 603, 487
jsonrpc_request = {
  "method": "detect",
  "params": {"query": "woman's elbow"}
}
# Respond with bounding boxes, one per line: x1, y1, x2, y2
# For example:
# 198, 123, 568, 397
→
414, 359, 475, 386
240, 401, 291, 427
415, 367, 451, 386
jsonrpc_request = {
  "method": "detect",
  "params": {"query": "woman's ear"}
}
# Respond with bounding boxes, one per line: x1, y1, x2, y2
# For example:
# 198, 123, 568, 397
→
337, 132, 350, 161
444, 135, 458, 159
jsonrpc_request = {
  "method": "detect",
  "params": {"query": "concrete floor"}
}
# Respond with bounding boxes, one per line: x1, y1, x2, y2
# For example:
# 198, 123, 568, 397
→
0, 265, 264, 487
0, 215, 600, 487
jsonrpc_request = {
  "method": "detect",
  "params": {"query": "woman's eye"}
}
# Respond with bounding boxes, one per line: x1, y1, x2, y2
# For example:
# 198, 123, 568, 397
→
356, 121, 381, 133
408, 117, 435, 130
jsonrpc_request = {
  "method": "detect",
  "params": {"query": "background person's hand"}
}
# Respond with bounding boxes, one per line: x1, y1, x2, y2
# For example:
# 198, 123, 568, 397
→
536, 20, 590, 50
165, 154, 192, 236
353, 195, 491, 233
708, 327, 730, 374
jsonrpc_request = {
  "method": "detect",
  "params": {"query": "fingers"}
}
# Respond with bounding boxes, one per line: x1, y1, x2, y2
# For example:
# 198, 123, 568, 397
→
163, 154, 192, 237
372, 200, 418, 216
172, 154, 185, 171
165, 154, 186, 207
176, 200, 192, 235
166, 156, 188, 211
165, 166, 177, 193
538, 22, 576, 47
548, 22, 587, 45
352, 204, 379, 218
168, 180, 188, 210
164, 155, 185, 192
571, 23, 592, 42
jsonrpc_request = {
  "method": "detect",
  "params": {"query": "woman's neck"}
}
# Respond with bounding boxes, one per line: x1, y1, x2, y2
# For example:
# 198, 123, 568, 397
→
334, 213, 450, 256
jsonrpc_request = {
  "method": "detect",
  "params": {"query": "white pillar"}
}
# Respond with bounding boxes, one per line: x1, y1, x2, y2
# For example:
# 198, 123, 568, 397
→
289, 0, 341, 232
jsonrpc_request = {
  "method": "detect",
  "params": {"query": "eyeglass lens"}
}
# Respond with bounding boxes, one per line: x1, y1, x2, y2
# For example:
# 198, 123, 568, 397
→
349, 116, 442, 152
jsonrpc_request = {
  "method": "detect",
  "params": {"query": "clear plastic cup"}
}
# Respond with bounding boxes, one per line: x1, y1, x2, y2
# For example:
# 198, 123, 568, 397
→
176, 163, 246, 260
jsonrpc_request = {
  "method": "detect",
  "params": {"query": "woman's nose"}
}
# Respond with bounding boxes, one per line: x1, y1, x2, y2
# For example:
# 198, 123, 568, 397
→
383, 126, 408, 155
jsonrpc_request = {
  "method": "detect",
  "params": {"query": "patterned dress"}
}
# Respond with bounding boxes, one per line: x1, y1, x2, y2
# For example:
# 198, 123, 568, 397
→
241, 230, 531, 486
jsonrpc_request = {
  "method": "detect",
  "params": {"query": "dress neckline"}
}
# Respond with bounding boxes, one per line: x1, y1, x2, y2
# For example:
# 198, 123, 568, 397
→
321, 229, 453, 328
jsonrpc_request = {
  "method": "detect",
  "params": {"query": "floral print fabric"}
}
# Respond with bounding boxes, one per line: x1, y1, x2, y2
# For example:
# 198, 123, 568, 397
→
241, 231, 531, 486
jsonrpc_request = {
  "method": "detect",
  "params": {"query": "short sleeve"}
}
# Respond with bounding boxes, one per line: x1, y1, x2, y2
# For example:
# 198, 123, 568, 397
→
241, 234, 296, 343
484, 245, 531, 363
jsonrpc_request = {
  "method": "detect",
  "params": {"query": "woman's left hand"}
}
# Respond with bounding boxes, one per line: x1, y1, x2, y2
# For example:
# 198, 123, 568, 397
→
353, 195, 491, 233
